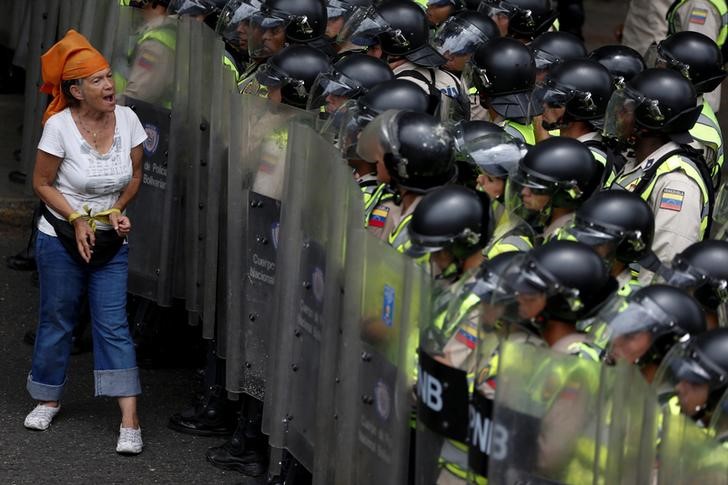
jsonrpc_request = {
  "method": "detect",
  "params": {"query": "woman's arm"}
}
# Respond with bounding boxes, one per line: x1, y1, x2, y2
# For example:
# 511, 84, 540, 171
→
32, 149, 75, 219
112, 144, 143, 211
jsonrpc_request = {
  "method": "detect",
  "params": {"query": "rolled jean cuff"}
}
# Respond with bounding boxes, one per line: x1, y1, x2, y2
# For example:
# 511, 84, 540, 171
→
94, 367, 142, 397
27, 373, 66, 402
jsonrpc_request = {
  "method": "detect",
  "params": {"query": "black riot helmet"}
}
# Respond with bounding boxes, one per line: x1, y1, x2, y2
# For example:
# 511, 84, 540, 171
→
326, 0, 370, 19
566, 190, 655, 264
256, 45, 332, 108
307, 53, 394, 110
356, 110, 457, 193
338, 0, 446, 67
433, 11, 499, 66
588, 44, 646, 89
357, 79, 435, 117
468, 37, 540, 121
657, 31, 727, 95
511, 136, 602, 209
408, 185, 494, 259
452, 120, 522, 187
478, 0, 557, 40
672, 328, 728, 391
665, 240, 728, 311
530, 31, 588, 71
518, 240, 614, 322
537, 59, 614, 122
254, 0, 327, 43
603, 68, 701, 139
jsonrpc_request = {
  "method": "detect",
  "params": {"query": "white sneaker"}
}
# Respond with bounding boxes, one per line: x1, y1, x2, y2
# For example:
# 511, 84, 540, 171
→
24, 404, 61, 430
116, 426, 143, 455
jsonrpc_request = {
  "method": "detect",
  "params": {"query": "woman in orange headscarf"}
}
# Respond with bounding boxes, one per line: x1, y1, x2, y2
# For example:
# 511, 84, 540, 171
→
24, 29, 148, 455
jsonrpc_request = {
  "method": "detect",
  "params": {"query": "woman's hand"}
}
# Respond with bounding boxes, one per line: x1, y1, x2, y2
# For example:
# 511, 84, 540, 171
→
73, 218, 95, 263
109, 211, 132, 237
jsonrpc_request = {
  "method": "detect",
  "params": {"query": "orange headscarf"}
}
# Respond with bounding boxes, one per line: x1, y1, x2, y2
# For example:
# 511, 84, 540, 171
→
40, 29, 109, 125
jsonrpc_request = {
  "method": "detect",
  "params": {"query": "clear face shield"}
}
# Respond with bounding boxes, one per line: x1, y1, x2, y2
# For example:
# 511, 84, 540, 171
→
433, 17, 493, 73
216, 0, 261, 53
168, 0, 219, 16
307, 69, 365, 114
248, 11, 292, 59
477, 0, 516, 18
602, 86, 662, 142
586, 292, 676, 366
355, 108, 402, 165
330, 99, 374, 158
710, 388, 728, 443
337, 6, 395, 48
455, 132, 524, 198
533, 79, 599, 128
252, 60, 308, 103
654, 43, 692, 81
652, 342, 723, 417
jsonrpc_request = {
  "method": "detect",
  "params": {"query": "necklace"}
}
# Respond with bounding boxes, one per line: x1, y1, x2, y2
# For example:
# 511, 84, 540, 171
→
74, 110, 110, 151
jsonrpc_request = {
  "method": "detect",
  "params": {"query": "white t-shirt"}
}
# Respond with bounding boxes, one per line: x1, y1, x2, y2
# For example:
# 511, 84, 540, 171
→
37, 105, 147, 236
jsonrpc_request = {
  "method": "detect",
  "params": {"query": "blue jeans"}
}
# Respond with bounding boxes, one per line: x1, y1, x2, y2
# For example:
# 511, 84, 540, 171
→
27, 232, 141, 401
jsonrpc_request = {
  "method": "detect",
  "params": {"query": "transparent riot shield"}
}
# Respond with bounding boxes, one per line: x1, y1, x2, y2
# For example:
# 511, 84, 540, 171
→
658, 410, 728, 484
58, 0, 118, 58
200, 48, 237, 339
484, 342, 603, 484
179, 19, 218, 315
331, 228, 430, 485
223, 94, 315, 394
415, 266, 487, 485
20, 0, 60, 190
122, 9, 184, 306
259, 123, 353, 472
709, 388, 728, 444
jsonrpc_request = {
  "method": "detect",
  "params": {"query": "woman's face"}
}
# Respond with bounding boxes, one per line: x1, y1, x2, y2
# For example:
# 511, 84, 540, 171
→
609, 331, 652, 364
516, 292, 547, 320
73, 67, 116, 112
477, 173, 506, 200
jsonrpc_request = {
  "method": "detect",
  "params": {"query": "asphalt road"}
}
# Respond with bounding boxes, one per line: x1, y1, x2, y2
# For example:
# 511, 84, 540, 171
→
0, 222, 258, 485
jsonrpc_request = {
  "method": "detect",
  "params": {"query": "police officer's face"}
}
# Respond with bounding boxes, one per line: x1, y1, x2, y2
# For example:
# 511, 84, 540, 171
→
676, 379, 711, 417
520, 186, 551, 211
326, 16, 346, 39
610, 330, 652, 364
426, 4, 454, 27
267, 85, 283, 104
477, 173, 505, 200
376, 157, 391, 184
516, 292, 547, 319
542, 105, 565, 127
443, 52, 472, 73
491, 13, 509, 37
259, 25, 287, 57
236, 20, 249, 50
325, 94, 348, 114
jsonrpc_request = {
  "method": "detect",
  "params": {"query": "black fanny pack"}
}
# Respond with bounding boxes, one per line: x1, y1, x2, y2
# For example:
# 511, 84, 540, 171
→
42, 205, 126, 267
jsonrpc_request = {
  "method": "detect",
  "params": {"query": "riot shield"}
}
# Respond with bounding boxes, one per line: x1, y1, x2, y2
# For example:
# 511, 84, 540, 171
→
223, 94, 315, 395
179, 19, 218, 315
483, 342, 603, 484
260, 123, 353, 472
121, 9, 184, 306
58, 0, 118, 58
331, 228, 431, 485
658, 410, 728, 484
200, 47, 237, 339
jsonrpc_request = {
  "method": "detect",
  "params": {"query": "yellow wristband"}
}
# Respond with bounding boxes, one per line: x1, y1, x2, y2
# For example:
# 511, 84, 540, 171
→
68, 212, 84, 224
109, 208, 122, 215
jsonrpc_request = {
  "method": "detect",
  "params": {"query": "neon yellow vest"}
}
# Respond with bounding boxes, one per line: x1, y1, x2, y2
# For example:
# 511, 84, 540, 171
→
691, 101, 724, 188
503, 120, 536, 145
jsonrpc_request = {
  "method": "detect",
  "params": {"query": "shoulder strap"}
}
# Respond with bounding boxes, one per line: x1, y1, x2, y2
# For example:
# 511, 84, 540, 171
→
396, 68, 438, 97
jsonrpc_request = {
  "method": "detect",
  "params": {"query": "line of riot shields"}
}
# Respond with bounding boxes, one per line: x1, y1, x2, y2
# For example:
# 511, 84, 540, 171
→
15, 2, 728, 483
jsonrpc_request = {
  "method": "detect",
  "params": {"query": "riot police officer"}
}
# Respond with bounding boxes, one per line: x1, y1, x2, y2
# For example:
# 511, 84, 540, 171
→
324, 0, 370, 55
660, 240, 728, 329
216, 0, 261, 85
604, 68, 714, 272
556, 190, 655, 295
573, 285, 706, 381
531, 31, 587, 80
339, 0, 470, 120
655, 31, 727, 188
466, 37, 540, 143
507, 136, 602, 240
356, 110, 457, 255
535, 58, 616, 183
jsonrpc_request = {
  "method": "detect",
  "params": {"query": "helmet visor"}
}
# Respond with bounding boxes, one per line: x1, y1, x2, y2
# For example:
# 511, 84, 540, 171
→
337, 6, 391, 47
533, 48, 562, 71
216, 0, 261, 51
248, 12, 290, 59
307, 70, 364, 112
355, 108, 401, 164
459, 133, 525, 178
533, 80, 577, 108
477, 0, 516, 18
433, 17, 493, 58
168, 0, 218, 16
654, 43, 692, 80
602, 87, 638, 141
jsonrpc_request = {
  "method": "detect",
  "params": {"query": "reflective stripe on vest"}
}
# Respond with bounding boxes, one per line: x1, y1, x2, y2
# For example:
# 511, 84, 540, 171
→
388, 213, 414, 253
504, 120, 536, 145
615, 154, 711, 238
692, 102, 724, 185
485, 235, 532, 259
668, 0, 728, 47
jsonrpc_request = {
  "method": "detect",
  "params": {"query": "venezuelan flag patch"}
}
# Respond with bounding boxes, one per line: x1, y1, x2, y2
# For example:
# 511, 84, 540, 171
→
368, 206, 389, 228
659, 188, 685, 212
689, 8, 708, 25
455, 327, 477, 350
